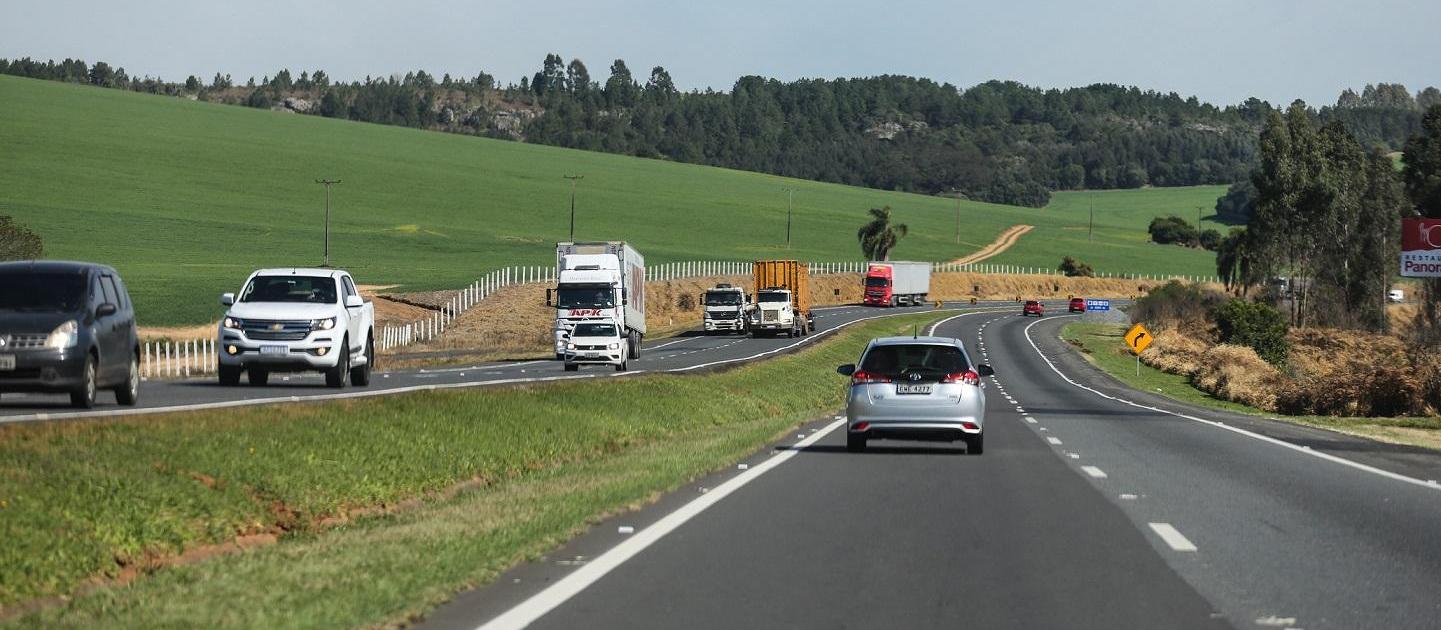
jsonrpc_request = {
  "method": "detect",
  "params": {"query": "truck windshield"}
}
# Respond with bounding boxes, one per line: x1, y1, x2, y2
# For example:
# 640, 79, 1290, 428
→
0, 272, 88, 312
704, 292, 744, 306
865, 277, 890, 287
757, 291, 789, 303
241, 276, 338, 304
557, 284, 615, 308
573, 323, 618, 337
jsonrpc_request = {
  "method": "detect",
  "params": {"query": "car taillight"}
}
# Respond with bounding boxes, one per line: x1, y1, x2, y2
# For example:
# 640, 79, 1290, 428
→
851, 370, 892, 385
942, 370, 981, 386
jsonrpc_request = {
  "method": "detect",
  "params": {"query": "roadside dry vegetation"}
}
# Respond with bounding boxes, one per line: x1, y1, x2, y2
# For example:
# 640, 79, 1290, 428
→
0, 311, 958, 628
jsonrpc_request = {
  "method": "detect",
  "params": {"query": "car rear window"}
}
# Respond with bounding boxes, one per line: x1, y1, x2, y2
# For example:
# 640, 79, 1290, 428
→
1026, 301, 1040, 306
859, 344, 970, 379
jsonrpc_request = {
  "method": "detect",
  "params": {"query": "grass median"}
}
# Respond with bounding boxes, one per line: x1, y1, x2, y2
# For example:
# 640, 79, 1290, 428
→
1060, 322, 1441, 450
0, 310, 966, 628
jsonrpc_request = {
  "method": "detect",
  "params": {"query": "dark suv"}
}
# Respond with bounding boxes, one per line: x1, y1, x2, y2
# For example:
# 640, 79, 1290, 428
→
0, 261, 140, 408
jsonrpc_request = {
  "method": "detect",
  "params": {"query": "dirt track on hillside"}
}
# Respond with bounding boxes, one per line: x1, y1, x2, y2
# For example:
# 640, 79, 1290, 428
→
951, 224, 1034, 265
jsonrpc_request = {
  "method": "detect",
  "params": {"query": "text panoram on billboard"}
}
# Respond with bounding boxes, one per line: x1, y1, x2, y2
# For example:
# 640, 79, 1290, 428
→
1401, 218, 1441, 278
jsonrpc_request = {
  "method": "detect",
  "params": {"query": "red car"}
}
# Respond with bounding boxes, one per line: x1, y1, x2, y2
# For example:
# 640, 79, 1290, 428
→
1022, 300, 1044, 317
1069, 298, 1087, 313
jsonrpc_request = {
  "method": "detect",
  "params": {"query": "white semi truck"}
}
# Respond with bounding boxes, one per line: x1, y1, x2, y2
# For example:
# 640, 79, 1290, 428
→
701, 283, 749, 334
548, 241, 646, 360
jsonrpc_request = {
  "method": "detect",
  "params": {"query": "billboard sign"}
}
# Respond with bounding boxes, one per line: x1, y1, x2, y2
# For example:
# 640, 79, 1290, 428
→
1401, 218, 1441, 277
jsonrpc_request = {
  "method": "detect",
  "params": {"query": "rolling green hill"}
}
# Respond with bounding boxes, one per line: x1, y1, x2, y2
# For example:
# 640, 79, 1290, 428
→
0, 75, 1227, 325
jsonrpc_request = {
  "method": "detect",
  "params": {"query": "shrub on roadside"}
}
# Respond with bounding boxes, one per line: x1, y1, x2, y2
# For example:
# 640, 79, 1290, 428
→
0, 215, 43, 261
1192, 344, 1289, 411
1212, 299, 1289, 366
1276, 366, 1426, 417
1058, 255, 1094, 277
1129, 280, 1226, 333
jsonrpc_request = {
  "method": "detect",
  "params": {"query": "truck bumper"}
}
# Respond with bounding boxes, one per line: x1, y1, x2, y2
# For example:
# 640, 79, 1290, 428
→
217, 328, 344, 371
704, 319, 745, 331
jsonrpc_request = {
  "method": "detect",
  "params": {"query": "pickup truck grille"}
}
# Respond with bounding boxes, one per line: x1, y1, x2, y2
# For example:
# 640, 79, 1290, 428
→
0, 334, 48, 350
575, 344, 609, 351
242, 320, 311, 341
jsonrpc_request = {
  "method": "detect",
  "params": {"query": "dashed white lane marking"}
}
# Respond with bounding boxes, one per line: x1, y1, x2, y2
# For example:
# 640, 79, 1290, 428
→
1081, 465, 1108, 478
1046, 436, 1063, 445
1148, 522, 1198, 552
474, 417, 848, 630
1019, 315, 1441, 493
1120, 493, 1139, 500
1025, 417, 1037, 424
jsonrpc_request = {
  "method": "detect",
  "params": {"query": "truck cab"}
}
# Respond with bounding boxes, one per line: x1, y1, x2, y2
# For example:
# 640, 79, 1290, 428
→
750, 287, 809, 338
701, 284, 748, 335
863, 267, 896, 306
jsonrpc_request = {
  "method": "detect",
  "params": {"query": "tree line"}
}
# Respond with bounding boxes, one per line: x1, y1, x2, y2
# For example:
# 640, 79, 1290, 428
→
1, 55, 1435, 209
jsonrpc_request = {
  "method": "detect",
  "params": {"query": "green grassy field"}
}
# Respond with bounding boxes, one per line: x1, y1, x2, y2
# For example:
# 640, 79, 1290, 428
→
0, 75, 1226, 325
0, 310, 963, 627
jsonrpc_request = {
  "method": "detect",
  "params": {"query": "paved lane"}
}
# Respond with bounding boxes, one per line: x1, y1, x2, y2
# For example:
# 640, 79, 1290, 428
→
428, 310, 1441, 630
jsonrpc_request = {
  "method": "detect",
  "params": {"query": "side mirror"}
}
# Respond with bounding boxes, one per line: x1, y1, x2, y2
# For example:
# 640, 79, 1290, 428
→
546, 288, 553, 307
345, 295, 364, 308
96, 303, 118, 318
977, 364, 995, 377
836, 364, 856, 376
220, 293, 235, 306
621, 288, 628, 306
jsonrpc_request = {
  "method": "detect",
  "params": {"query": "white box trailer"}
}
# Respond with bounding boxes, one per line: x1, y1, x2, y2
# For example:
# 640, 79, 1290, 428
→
550, 241, 647, 358
862, 261, 931, 306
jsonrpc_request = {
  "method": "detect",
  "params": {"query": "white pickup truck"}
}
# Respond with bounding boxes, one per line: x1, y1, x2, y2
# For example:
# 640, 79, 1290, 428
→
217, 268, 375, 388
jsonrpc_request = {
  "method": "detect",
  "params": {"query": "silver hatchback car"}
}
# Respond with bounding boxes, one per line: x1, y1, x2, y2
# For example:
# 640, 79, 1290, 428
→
836, 336, 993, 454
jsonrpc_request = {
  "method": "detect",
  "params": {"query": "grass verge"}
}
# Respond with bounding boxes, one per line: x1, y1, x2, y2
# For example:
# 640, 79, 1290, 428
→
0, 311, 959, 628
1060, 322, 1441, 450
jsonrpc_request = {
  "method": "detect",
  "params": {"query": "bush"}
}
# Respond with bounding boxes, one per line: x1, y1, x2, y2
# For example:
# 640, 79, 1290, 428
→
0, 216, 43, 261
1212, 299, 1289, 366
1129, 280, 1226, 332
1148, 215, 1199, 246
1198, 228, 1222, 251
1058, 256, 1094, 277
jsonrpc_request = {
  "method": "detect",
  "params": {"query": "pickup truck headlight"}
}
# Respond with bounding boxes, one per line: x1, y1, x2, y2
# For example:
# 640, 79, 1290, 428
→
310, 317, 337, 331
223, 316, 242, 329
45, 320, 79, 349
566, 342, 577, 350
608, 342, 619, 349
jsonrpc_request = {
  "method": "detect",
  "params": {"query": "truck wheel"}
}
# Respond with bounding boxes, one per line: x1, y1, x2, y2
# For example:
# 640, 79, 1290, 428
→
564, 363, 579, 372
325, 336, 349, 388
249, 368, 269, 386
219, 365, 241, 386
70, 354, 98, 409
350, 335, 373, 387
114, 354, 139, 406
629, 332, 641, 358
555, 353, 564, 361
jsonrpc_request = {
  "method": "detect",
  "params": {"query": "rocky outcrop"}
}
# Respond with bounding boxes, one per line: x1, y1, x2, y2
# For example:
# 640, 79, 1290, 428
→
282, 97, 313, 113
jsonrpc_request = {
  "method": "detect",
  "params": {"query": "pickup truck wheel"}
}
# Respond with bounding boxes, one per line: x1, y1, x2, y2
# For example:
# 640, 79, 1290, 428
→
248, 368, 269, 386
219, 365, 241, 386
615, 361, 627, 372
70, 355, 97, 409
564, 363, 578, 372
325, 337, 349, 388
350, 336, 373, 386
114, 355, 139, 406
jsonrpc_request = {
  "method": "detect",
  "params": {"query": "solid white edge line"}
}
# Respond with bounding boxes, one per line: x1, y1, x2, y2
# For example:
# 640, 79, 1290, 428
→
1148, 522, 1198, 552
475, 418, 849, 630
1081, 465, 1108, 479
1020, 315, 1441, 493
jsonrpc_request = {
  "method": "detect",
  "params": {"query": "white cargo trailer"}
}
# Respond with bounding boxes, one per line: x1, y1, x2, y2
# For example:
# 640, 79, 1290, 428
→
862, 261, 931, 306
549, 241, 647, 359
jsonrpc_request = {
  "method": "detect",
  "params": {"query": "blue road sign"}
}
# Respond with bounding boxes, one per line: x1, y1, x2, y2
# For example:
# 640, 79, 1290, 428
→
1085, 299, 1111, 312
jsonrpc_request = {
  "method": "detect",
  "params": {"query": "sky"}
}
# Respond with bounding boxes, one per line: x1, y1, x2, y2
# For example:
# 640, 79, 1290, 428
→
2, 0, 1436, 107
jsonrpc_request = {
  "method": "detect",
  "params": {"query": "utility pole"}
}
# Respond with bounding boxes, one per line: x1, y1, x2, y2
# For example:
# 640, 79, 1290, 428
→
563, 175, 584, 241
955, 192, 962, 244
782, 188, 796, 248
315, 179, 341, 265
1088, 194, 1094, 242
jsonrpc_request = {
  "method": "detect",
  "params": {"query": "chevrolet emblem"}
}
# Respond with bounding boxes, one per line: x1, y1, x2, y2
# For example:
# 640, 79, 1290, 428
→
270, 323, 284, 331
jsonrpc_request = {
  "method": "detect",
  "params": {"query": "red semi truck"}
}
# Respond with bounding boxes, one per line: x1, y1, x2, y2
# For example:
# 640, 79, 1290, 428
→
862, 261, 931, 307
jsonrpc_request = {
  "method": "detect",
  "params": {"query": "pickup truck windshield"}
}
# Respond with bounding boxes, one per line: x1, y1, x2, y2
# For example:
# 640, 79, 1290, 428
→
704, 292, 744, 306
573, 323, 618, 337
557, 284, 615, 309
0, 272, 87, 312
757, 291, 790, 303
241, 276, 338, 304
865, 277, 890, 287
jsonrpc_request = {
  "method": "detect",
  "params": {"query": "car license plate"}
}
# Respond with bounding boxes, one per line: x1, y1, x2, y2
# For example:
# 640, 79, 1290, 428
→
260, 345, 288, 356
584, 352, 601, 358
0, 355, 13, 371
896, 384, 933, 395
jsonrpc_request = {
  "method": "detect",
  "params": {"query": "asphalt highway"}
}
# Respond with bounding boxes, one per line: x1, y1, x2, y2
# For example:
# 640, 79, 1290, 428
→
0, 302, 1016, 423
424, 310, 1441, 630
